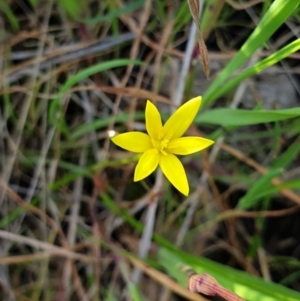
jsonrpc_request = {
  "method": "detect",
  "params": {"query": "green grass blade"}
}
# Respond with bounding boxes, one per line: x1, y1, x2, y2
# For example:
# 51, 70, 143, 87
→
158, 247, 300, 301
173, 1, 190, 33
204, 38, 300, 103
203, 0, 300, 107
28, 0, 39, 5
84, 0, 146, 24
105, 290, 118, 301
49, 59, 143, 137
201, 0, 226, 39
196, 107, 300, 127
59, 0, 81, 19
272, 139, 300, 169
237, 168, 283, 209
128, 284, 146, 301
0, 198, 39, 229
243, 179, 300, 201
0, 0, 19, 30
71, 111, 145, 140
55, 59, 143, 98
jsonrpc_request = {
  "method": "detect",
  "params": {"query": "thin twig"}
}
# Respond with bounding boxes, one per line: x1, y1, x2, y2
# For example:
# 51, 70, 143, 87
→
0, 230, 98, 263
1, 33, 135, 85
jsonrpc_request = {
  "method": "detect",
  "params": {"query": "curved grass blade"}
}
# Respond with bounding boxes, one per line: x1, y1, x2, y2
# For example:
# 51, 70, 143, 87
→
49, 59, 143, 138
204, 38, 300, 104
203, 0, 300, 107
237, 168, 283, 209
71, 111, 145, 140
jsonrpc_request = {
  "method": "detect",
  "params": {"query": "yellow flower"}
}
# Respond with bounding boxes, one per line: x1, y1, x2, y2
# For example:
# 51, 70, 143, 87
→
111, 96, 214, 196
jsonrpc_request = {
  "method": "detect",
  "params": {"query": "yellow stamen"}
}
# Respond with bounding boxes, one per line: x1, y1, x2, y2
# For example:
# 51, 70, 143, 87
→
160, 138, 169, 155
151, 138, 170, 155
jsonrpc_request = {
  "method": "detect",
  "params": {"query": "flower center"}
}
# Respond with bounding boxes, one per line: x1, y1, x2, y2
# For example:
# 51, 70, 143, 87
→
160, 139, 169, 155
152, 138, 169, 155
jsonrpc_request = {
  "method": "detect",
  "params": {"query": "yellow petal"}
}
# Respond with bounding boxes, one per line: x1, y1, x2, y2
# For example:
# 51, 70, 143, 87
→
168, 137, 214, 155
159, 153, 189, 196
111, 132, 152, 153
134, 149, 159, 181
145, 100, 163, 140
164, 96, 202, 139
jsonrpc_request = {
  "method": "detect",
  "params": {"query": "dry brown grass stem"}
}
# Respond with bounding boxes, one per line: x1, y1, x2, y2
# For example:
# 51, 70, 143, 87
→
0, 230, 98, 263
0, 179, 66, 242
